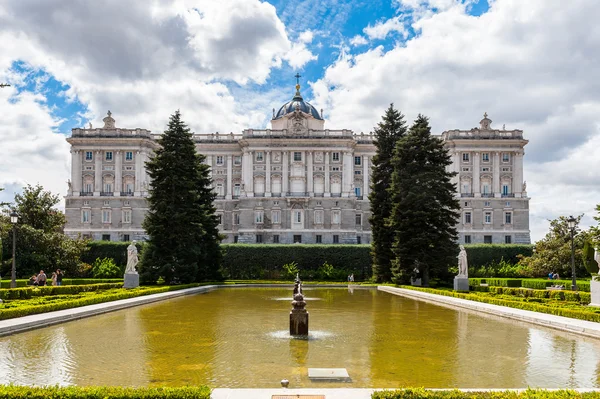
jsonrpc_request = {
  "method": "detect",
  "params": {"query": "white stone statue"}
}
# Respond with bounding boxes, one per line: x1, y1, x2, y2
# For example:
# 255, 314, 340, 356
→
457, 245, 468, 277
595, 248, 600, 279
125, 241, 139, 274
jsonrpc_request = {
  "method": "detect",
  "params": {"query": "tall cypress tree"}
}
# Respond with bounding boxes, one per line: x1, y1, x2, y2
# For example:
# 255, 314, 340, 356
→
369, 104, 407, 282
141, 111, 221, 284
388, 114, 460, 286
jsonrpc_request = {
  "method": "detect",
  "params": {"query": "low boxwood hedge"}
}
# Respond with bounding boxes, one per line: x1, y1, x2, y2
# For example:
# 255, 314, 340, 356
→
0, 284, 201, 320
0, 283, 124, 301
0, 278, 123, 289
0, 385, 211, 399
372, 388, 600, 399
469, 278, 591, 292
399, 286, 600, 323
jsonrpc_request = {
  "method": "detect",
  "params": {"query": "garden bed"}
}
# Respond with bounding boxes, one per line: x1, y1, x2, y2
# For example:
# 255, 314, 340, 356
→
373, 388, 600, 399
399, 285, 600, 323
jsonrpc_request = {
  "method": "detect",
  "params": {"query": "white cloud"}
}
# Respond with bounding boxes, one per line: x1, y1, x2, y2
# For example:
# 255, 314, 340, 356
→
312, 0, 600, 241
364, 16, 408, 40
0, 83, 70, 205
284, 30, 318, 69
350, 35, 369, 46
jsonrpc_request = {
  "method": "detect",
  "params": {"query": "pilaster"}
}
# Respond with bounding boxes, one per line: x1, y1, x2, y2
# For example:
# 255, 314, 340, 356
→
324, 151, 330, 197
266, 150, 271, 197
72, 150, 81, 194
493, 151, 500, 198
307, 151, 313, 196
226, 155, 233, 199
473, 151, 480, 197
282, 151, 289, 195
115, 151, 122, 195
134, 150, 142, 194
94, 151, 102, 194
363, 155, 369, 198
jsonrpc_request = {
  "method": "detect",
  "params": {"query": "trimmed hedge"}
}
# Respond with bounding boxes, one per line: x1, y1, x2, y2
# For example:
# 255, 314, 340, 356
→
82, 241, 140, 266
0, 283, 124, 301
469, 278, 591, 292
462, 244, 533, 267
220, 244, 372, 280
0, 278, 123, 289
0, 385, 211, 399
0, 284, 201, 320
399, 285, 600, 323
372, 388, 600, 399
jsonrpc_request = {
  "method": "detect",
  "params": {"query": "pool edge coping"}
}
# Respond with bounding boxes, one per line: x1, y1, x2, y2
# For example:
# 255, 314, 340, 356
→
378, 286, 600, 339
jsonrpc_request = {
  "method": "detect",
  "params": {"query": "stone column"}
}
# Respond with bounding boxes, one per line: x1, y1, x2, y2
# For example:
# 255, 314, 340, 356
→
241, 151, 250, 194
514, 152, 523, 197
363, 155, 369, 198
282, 151, 289, 195
115, 150, 122, 195
266, 151, 271, 197
324, 151, 331, 197
493, 151, 500, 197
473, 151, 480, 197
248, 151, 254, 195
226, 155, 233, 199
342, 151, 352, 197
94, 151, 102, 194
72, 150, 81, 194
307, 151, 313, 196
135, 150, 142, 194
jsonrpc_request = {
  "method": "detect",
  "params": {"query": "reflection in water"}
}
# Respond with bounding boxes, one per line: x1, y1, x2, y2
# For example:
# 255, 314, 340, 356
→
0, 288, 599, 388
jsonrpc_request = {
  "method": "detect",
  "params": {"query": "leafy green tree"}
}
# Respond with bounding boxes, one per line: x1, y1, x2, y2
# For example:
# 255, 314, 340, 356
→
141, 110, 222, 284
583, 240, 599, 275
518, 215, 590, 278
369, 104, 408, 282
0, 184, 87, 278
388, 114, 460, 286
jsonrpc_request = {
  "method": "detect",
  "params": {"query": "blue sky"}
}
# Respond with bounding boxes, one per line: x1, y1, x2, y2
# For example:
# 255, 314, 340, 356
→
1, 0, 599, 242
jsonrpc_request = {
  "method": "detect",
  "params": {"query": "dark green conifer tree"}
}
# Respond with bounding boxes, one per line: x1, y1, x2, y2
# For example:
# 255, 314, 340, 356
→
388, 114, 460, 286
369, 104, 407, 282
141, 111, 222, 284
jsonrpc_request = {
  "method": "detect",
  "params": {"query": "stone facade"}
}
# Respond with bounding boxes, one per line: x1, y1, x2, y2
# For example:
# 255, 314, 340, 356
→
64, 88, 530, 245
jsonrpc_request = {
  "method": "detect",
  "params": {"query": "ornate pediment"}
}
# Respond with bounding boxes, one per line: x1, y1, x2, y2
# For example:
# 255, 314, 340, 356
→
287, 110, 308, 135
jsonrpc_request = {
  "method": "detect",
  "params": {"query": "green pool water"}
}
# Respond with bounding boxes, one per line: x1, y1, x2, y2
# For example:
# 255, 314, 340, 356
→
1, 287, 599, 388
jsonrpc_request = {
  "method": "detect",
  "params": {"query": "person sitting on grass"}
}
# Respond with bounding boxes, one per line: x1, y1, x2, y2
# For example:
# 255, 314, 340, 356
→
553, 272, 560, 280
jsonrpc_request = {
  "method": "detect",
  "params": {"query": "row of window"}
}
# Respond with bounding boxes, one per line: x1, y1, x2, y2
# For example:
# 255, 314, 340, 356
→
85, 151, 134, 162
213, 183, 364, 197
80, 176, 135, 194
82, 209, 131, 224
216, 210, 363, 226
236, 235, 362, 244
464, 211, 512, 225
100, 234, 132, 242
462, 152, 511, 163
461, 183, 512, 195
464, 235, 512, 244
213, 153, 365, 165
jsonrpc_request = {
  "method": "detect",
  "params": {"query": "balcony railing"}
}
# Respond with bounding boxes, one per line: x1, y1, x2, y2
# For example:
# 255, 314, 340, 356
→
286, 192, 309, 197
254, 193, 265, 197
100, 192, 114, 196
271, 193, 282, 197
460, 193, 474, 197
356, 196, 364, 200
120, 192, 134, 197
502, 193, 515, 198
314, 193, 324, 197
331, 193, 342, 197
80, 192, 94, 196
481, 193, 493, 198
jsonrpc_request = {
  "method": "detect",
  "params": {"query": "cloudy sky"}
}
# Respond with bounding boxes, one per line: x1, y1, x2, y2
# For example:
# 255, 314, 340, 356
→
0, 0, 599, 241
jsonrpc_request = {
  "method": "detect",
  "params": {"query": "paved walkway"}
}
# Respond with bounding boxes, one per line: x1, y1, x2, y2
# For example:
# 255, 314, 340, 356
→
379, 286, 600, 339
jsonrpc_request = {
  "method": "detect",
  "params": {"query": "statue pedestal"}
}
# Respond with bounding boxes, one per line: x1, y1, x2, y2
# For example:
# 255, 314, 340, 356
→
454, 276, 469, 292
590, 279, 600, 307
290, 309, 309, 336
124, 273, 140, 289
411, 278, 422, 286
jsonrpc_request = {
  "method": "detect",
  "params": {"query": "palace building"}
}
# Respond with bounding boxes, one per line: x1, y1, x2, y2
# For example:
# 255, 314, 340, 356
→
64, 81, 531, 245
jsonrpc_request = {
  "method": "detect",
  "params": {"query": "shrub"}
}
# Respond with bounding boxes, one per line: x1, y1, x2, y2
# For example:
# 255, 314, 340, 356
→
92, 257, 122, 278
0, 283, 124, 301
464, 244, 533, 268
282, 261, 299, 280
372, 388, 600, 399
0, 384, 211, 398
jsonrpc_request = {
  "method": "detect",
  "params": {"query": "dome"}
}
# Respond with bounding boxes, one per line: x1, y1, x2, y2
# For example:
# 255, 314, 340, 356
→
273, 84, 323, 120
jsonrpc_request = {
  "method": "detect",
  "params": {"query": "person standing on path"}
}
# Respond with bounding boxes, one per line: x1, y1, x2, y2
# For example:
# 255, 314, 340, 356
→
56, 269, 64, 286
37, 270, 47, 286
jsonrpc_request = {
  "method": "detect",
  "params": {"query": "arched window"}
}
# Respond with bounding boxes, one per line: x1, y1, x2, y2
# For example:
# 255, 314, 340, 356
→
271, 175, 281, 194
123, 175, 135, 194
461, 177, 471, 194
83, 175, 94, 194
254, 176, 265, 194
331, 176, 341, 195
314, 175, 324, 194
481, 176, 492, 195
103, 175, 114, 193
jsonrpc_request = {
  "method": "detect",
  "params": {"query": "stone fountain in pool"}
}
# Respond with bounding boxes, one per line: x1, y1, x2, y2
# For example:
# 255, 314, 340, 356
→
1, 286, 600, 388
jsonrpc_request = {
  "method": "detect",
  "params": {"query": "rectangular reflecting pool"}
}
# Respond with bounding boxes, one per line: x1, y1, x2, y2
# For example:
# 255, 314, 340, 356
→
1, 287, 600, 388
